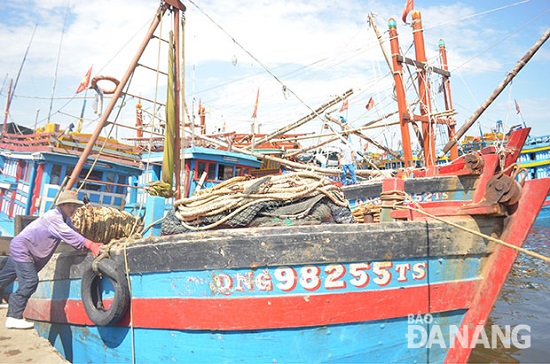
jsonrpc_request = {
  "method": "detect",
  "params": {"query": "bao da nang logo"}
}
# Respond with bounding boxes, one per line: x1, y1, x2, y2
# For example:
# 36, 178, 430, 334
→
406, 314, 531, 349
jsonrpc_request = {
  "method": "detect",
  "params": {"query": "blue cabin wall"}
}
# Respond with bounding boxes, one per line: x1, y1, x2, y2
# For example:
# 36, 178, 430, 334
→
0, 151, 143, 237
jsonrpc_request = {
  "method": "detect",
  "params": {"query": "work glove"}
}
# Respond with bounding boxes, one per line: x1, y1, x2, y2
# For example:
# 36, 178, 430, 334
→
84, 240, 104, 258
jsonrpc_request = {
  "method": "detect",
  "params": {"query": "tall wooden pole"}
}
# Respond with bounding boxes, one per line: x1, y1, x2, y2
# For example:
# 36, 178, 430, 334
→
438, 39, 458, 160
66, 5, 169, 190
388, 19, 414, 167
173, 9, 182, 199
411, 11, 436, 167
440, 27, 550, 156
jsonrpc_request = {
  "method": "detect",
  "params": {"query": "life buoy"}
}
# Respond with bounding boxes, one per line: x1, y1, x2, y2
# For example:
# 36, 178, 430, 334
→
81, 258, 130, 326
91, 75, 120, 95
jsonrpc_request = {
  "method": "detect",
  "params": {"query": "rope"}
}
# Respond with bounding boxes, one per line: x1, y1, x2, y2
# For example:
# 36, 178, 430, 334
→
172, 172, 348, 230
395, 204, 550, 264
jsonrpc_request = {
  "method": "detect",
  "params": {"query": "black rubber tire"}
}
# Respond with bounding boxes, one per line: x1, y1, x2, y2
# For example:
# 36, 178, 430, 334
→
81, 258, 130, 326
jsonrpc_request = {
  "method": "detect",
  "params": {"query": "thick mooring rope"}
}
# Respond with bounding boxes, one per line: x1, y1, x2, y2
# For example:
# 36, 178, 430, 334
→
171, 171, 348, 231
395, 203, 550, 264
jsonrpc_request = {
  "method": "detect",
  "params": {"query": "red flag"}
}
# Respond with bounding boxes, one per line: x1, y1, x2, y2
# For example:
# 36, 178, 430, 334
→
198, 99, 202, 115
76, 66, 93, 94
251, 88, 260, 118
515, 99, 521, 114
402, 0, 414, 23
339, 100, 349, 112
366, 97, 375, 111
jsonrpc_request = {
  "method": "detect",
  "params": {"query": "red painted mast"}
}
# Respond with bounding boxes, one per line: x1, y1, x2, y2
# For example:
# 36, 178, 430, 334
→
411, 11, 436, 167
388, 19, 414, 168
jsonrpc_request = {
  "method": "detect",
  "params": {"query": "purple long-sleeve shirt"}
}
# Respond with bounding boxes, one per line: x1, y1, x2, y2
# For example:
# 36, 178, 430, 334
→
9, 207, 87, 268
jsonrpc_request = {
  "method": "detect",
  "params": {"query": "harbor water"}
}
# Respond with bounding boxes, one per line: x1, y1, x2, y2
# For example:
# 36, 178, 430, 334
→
469, 212, 550, 363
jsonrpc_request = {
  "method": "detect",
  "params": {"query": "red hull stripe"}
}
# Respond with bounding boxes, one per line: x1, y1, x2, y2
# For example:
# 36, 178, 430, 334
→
26, 280, 478, 330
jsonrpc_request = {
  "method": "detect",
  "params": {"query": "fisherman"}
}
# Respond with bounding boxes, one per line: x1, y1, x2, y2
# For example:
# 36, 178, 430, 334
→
0, 190, 103, 329
338, 133, 358, 185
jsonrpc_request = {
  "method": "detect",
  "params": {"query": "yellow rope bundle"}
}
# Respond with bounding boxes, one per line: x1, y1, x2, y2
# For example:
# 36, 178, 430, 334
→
73, 204, 143, 244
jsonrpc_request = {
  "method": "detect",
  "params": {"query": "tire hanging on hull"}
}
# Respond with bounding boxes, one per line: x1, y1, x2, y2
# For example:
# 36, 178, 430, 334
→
81, 258, 130, 326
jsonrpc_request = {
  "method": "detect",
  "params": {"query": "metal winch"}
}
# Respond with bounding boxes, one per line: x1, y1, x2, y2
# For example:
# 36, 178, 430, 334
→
484, 167, 526, 206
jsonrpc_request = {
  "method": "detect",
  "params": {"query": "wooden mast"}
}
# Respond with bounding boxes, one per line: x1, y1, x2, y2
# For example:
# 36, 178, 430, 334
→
172, 4, 182, 199
438, 39, 458, 160
2, 79, 13, 135
440, 27, 550, 156
65, 0, 186, 191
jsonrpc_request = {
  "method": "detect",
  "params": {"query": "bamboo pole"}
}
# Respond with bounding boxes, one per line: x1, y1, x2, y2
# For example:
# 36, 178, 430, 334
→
440, 28, 550, 157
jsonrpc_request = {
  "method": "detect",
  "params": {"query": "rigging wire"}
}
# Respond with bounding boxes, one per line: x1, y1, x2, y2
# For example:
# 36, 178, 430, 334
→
47, 0, 71, 123
452, 7, 550, 72
424, 0, 533, 31
7, 24, 38, 113
186, 0, 361, 140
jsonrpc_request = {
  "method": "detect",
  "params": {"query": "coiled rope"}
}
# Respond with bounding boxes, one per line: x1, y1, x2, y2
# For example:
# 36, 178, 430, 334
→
171, 171, 349, 231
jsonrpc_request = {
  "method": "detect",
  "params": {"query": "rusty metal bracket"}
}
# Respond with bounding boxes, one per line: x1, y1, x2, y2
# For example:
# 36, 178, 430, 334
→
484, 166, 525, 206
464, 152, 484, 174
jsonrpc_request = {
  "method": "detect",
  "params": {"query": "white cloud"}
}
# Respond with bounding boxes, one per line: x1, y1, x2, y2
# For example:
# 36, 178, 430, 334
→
1, 0, 549, 146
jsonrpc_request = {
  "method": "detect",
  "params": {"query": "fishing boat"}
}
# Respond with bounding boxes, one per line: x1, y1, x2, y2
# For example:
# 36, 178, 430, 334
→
520, 134, 550, 215
520, 134, 550, 181
3, 1, 550, 363
0, 122, 144, 239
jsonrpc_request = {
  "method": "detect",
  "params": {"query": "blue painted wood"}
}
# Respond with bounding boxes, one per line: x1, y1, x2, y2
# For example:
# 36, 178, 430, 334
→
35, 314, 470, 363
143, 195, 168, 238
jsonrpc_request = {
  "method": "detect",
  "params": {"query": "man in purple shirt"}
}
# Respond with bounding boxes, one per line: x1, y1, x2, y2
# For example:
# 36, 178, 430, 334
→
0, 190, 103, 329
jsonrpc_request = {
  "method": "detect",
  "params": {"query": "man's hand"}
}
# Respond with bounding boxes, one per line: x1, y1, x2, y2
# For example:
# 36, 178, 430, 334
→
84, 240, 104, 258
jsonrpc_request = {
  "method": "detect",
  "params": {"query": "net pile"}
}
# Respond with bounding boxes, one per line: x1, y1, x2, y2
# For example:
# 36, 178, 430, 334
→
162, 171, 355, 235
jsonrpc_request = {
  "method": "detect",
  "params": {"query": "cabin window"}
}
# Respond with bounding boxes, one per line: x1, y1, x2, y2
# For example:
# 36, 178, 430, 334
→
196, 161, 217, 181
105, 172, 115, 192
117, 175, 127, 194
236, 166, 250, 176
197, 161, 207, 179
207, 163, 216, 180
50, 165, 62, 185
218, 164, 234, 181
20, 162, 29, 182
77, 168, 103, 191
80, 169, 103, 182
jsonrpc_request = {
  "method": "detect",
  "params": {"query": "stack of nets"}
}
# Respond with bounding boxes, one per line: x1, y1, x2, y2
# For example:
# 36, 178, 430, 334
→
162, 171, 355, 235
73, 204, 144, 244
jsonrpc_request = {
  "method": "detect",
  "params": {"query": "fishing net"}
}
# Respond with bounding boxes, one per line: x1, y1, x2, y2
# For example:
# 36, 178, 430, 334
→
161, 171, 355, 235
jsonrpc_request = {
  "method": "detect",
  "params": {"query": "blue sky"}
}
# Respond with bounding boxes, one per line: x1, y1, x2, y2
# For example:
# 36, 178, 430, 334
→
0, 0, 549, 152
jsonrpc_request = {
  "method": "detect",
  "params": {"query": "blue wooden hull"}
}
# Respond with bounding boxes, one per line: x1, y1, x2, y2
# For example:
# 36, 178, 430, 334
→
34, 312, 466, 363
23, 204, 538, 363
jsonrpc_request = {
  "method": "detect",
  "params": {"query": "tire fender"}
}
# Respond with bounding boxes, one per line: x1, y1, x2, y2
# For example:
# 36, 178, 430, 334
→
81, 258, 130, 326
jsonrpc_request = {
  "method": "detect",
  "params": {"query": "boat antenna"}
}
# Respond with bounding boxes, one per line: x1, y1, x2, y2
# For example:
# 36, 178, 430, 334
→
47, 0, 71, 123
2, 24, 38, 134
439, 27, 550, 157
